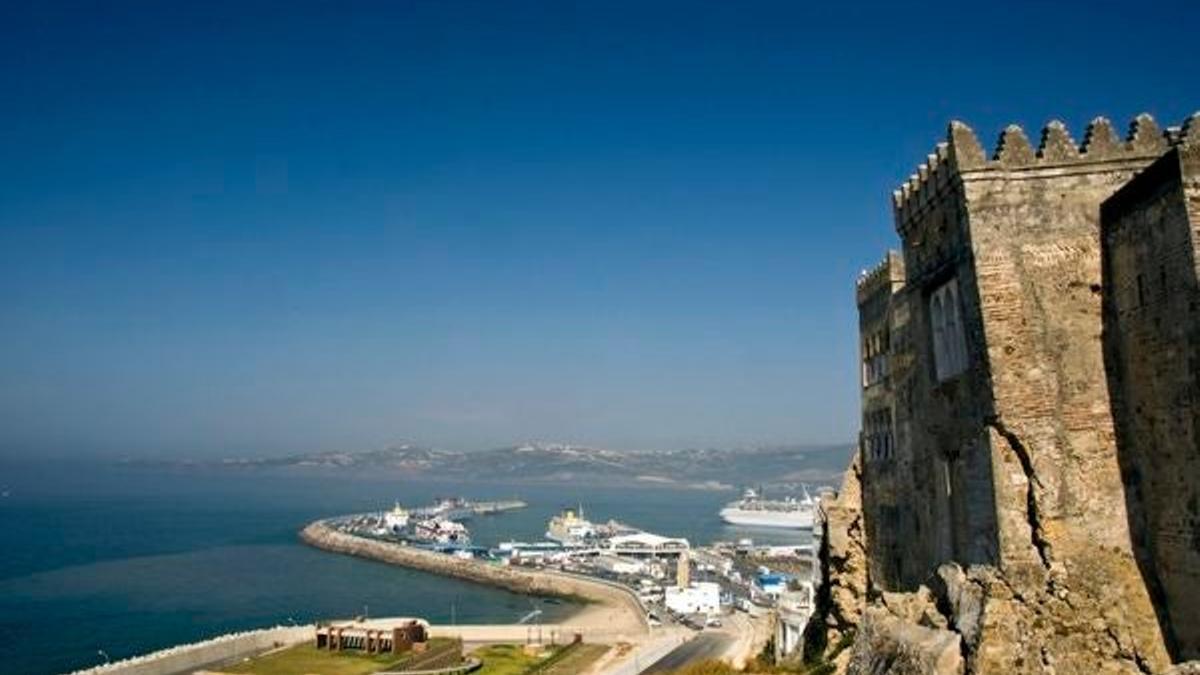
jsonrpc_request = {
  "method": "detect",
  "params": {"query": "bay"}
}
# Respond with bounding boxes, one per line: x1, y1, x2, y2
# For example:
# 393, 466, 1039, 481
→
0, 460, 808, 675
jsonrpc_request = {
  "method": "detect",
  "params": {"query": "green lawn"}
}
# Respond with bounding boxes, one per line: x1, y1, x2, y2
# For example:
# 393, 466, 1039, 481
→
539, 643, 610, 674
222, 638, 460, 675
472, 642, 609, 675
472, 644, 559, 675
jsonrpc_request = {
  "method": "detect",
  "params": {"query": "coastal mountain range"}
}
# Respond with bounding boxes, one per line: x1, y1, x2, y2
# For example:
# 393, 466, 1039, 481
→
196, 442, 853, 490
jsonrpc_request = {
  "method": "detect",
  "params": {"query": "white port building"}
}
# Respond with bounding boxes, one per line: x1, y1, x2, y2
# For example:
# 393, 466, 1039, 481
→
775, 584, 815, 660
592, 555, 647, 576
606, 532, 690, 557
664, 582, 721, 616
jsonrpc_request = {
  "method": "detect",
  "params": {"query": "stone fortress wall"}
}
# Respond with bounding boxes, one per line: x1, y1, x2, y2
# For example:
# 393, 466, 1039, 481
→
1101, 137, 1200, 661
817, 111, 1200, 674
854, 251, 908, 590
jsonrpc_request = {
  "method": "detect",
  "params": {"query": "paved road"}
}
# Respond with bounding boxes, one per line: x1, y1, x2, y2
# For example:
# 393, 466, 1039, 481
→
641, 632, 733, 673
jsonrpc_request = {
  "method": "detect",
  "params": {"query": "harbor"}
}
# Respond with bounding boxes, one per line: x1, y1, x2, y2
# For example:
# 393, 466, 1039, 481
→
306, 488, 822, 667
22, 468, 827, 675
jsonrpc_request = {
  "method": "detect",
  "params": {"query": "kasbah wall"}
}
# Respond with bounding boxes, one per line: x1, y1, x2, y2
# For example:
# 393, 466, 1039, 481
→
807, 111, 1200, 675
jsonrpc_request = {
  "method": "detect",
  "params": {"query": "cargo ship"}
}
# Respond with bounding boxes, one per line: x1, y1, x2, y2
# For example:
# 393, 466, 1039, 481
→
545, 506, 598, 545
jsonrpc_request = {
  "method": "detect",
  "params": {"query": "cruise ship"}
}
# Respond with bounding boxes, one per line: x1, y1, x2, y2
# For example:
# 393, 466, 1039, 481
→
719, 488, 815, 529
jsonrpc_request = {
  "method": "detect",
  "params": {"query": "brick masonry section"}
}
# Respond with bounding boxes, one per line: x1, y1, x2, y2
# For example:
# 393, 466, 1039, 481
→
1102, 142, 1200, 661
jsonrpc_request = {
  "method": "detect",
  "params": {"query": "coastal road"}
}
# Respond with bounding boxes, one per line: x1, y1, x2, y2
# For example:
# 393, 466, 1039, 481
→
641, 632, 733, 673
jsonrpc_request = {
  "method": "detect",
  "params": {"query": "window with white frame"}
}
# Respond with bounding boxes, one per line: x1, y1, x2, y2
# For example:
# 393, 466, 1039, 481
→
930, 278, 968, 381
860, 329, 890, 388
863, 408, 895, 461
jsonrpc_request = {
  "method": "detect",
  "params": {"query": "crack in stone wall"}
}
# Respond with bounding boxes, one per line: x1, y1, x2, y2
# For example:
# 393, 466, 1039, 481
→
841, 114, 1200, 673
983, 417, 1053, 573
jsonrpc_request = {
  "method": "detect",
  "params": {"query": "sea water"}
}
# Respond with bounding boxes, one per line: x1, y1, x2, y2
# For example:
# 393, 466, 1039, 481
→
0, 460, 808, 675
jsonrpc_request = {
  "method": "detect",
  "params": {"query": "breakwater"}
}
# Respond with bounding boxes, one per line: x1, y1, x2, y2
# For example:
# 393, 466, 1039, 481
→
67, 625, 312, 675
299, 519, 649, 635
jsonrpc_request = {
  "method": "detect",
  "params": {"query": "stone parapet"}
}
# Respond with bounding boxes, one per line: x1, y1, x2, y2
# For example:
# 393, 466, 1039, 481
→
892, 114, 1184, 236
856, 250, 905, 305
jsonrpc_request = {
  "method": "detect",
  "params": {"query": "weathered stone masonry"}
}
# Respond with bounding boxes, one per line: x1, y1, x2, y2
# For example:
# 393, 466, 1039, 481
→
830, 112, 1200, 674
1102, 136, 1200, 661
855, 251, 910, 590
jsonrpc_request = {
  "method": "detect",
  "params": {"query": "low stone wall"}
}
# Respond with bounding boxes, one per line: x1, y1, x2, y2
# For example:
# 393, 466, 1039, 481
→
376, 656, 482, 675
299, 520, 649, 636
430, 624, 628, 644
601, 633, 693, 675
68, 625, 312, 675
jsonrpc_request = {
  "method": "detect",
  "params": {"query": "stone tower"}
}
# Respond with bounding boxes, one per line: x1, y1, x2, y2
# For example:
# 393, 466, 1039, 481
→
870, 113, 1192, 671
854, 250, 908, 589
1101, 120, 1200, 661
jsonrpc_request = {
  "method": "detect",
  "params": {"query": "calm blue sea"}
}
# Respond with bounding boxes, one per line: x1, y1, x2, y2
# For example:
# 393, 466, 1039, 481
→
0, 461, 807, 675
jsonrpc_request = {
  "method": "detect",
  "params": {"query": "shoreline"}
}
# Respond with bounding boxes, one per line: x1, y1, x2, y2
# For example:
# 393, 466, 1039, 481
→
66, 522, 653, 675
299, 519, 650, 636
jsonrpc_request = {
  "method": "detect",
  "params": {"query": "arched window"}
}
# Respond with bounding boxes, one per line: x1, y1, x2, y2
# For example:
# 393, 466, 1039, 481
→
944, 285, 962, 373
930, 278, 968, 381
931, 294, 946, 379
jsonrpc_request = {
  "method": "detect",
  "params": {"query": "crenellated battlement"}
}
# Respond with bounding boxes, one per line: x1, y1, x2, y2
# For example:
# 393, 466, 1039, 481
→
892, 113, 1196, 230
1170, 111, 1200, 146
856, 250, 905, 304
848, 107, 1200, 672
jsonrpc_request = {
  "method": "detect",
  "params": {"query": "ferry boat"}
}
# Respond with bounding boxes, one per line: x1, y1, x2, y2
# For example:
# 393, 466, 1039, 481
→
719, 488, 815, 529
545, 506, 597, 544
413, 517, 470, 545
383, 503, 410, 534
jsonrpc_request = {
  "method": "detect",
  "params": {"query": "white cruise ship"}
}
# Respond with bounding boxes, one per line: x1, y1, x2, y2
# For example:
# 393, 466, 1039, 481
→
719, 488, 815, 529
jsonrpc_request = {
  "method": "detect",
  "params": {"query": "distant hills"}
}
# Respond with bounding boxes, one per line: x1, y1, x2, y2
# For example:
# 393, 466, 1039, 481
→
193, 441, 853, 490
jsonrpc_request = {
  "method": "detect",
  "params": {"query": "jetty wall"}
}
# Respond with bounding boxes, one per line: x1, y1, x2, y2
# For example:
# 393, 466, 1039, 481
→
299, 520, 649, 635
68, 626, 311, 675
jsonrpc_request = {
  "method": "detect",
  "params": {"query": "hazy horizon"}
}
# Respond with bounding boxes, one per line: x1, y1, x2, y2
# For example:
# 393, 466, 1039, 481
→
3, 1, 1198, 459
0, 437, 856, 463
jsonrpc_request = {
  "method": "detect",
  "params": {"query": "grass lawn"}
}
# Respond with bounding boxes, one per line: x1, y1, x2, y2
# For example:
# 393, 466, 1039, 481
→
472, 644, 559, 675
222, 638, 459, 675
539, 643, 610, 674
472, 642, 609, 675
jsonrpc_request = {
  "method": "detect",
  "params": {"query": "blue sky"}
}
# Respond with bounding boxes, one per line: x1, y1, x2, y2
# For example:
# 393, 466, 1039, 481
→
1, 1, 1197, 458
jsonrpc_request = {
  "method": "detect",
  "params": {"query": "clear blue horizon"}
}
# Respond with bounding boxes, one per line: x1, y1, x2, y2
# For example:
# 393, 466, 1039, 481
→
2, 0, 1197, 458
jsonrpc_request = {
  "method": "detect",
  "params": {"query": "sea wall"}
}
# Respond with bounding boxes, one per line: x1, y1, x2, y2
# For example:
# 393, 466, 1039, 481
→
68, 625, 311, 675
299, 520, 649, 635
